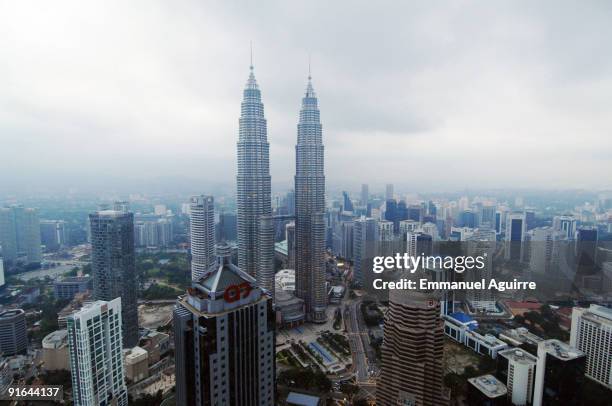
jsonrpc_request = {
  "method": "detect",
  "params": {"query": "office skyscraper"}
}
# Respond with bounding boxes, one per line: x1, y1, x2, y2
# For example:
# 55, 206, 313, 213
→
361, 183, 369, 206
190, 195, 216, 281
0, 309, 27, 356
378, 290, 449, 405
570, 305, 612, 389
294, 72, 327, 323
236, 62, 274, 296
89, 210, 138, 348
505, 212, 526, 261
533, 339, 586, 406
0, 205, 42, 264
353, 217, 379, 285
40, 220, 68, 252
385, 183, 394, 200
174, 244, 275, 405
66, 298, 128, 406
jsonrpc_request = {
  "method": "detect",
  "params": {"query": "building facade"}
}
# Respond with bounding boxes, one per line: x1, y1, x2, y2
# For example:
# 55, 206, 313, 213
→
377, 290, 450, 406
0, 309, 27, 356
570, 305, 612, 389
66, 299, 127, 406
533, 339, 586, 406
0, 205, 42, 264
236, 63, 274, 297
89, 210, 139, 348
294, 74, 327, 323
174, 245, 275, 405
190, 195, 216, 281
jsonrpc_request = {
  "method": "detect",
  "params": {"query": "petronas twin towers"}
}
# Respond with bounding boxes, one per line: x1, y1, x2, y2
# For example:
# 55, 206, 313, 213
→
236, 62, 327, 322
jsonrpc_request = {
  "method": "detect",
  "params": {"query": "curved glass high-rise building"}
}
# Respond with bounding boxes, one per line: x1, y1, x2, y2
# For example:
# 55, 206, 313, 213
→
295, 74, 327, 322
236, 64, 274, 297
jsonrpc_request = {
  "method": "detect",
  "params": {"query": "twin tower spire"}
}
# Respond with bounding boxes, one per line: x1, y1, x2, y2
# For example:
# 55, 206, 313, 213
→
236, 53, 327, 323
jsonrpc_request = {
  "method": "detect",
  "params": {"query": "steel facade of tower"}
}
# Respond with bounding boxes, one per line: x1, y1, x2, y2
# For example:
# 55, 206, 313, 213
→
236, 65, 274, 297
294, 76, 327, 323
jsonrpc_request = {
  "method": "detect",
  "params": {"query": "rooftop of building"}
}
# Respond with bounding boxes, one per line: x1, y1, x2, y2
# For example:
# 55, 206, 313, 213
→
0, 309, 24, 319
55, 275, 91, 283
498, 347, 538, 365
499, 327, 543, 345
276, 289, 304, 306
540, 339, 584, 360
447, 312, 478, 330
585, 304, 612, 320
468, 375, 507, 399
42, 329, 68, 348
124, 346, 148, 364
286, 392, 321, 406
94, 209, 128, 217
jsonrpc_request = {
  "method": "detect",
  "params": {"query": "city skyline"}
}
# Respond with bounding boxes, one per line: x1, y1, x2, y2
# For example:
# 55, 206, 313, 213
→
0, 2, 611, 405
2, 1, 612, 195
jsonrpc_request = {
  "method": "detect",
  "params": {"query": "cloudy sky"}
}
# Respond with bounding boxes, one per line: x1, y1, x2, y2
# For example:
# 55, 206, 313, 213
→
1, 1, 611, 196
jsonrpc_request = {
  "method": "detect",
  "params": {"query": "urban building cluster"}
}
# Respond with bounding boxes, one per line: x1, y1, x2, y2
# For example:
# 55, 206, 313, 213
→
0, 61, 611, 406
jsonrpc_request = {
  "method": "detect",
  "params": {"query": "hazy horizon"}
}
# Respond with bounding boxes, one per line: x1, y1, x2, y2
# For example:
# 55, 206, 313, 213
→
2, 1, 612, 196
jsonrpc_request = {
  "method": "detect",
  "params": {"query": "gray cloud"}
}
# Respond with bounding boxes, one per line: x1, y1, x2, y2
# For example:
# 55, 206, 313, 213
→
0, 0, 611, 196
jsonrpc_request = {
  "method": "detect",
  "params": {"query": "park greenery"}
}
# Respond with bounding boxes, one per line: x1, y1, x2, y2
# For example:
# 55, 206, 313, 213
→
513, 304, 570, 341
277, 367, 332, 393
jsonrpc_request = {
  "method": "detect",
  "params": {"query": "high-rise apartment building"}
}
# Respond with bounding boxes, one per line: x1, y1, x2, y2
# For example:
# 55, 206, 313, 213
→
66, 298, 128, 406
0, 205, 42, 264
570, 305, 612, 389
294, 73, 327, 322
466, 229, 497, 313
190, 195, 216, 281
497, 347, 537, 405
529, 226, 560, 275
89, 210, 138, 348
378, 220, 394, 242
377, 289, 450, 405
173, 244, 275, 405
236, 63, 274, 294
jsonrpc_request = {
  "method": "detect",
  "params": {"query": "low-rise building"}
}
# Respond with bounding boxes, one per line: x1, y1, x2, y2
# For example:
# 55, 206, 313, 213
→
275, 290, 305, 328
124, 346, 149, 383
42, 329, 69, 371
53, 276, 91, 300
139, 330, 170, 365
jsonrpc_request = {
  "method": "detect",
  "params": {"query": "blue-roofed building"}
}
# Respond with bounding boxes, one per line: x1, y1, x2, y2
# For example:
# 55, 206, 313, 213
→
444, 312, 509, 359
444, 312, 478, 342
286, 392, 322, 406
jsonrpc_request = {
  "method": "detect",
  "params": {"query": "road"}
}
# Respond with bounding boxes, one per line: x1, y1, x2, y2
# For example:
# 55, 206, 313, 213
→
16, 260, 79, 281
344, 298, 374, 384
